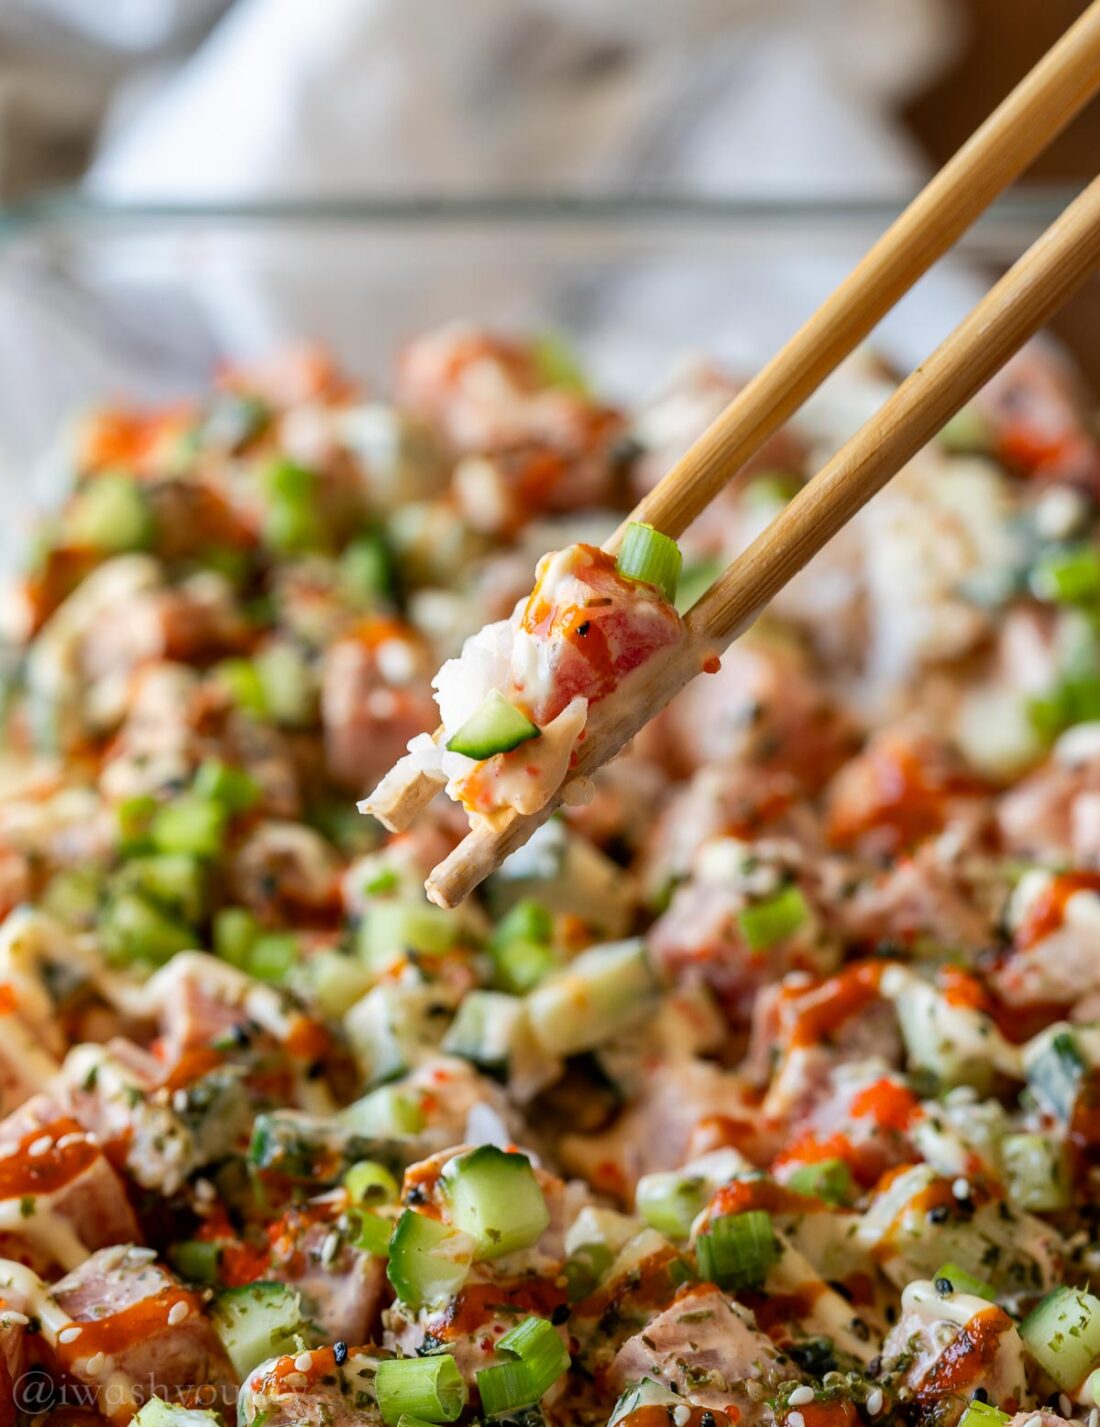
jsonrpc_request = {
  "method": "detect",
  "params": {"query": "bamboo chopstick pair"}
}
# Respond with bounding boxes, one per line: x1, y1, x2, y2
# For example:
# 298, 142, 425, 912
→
365, 1, 1100, 908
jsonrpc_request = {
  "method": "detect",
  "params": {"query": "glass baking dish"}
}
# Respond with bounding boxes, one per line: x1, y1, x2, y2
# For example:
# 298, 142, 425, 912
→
0, 187, 1091, 567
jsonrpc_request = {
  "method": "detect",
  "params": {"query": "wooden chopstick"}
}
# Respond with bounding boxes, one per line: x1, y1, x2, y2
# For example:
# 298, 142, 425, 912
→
425, 176, 1100, 908
364, 0, 1100, 836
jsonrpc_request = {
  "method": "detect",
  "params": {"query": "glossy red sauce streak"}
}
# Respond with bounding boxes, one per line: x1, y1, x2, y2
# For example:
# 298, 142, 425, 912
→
575, 1246, 679, 1320
249, 1342, 352, 1393
785, 1402, 859, 1427
939, 966, 989, 1012
850, 1079, 920, 1133
56, 1288, 203, 1366
619, 1407, 733, 1427
917, 1307, 1013, 1396
748, 1281, 826, 1336
160, 1046, 225, 1093
1015, 872, 1100, 951
0, 1119, 98, 1200
432, 1278, 567, 1339
782, 963, 883, 1049
284, 1015, 332, 1063
827, 737, 982, 852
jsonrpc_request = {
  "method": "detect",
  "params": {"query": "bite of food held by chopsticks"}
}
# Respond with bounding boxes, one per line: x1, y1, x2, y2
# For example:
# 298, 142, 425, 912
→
363, 4, 1100, 906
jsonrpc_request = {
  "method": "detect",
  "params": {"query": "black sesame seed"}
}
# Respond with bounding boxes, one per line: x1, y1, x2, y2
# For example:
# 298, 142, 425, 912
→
934, 1277, 953, 1295
928, 1206, 949, 1224
551, 1304, 571, 1325
333, 1341, 348, 1366
972, 1389, 988, 1403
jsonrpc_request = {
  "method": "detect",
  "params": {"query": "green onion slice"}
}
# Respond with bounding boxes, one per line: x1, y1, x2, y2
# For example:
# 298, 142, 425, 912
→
934, 1262, 995, 1301
695, 1209, 778, 1290
737, 884, 809, 951
345, 1160, 400, 1206
615, 522, 682, 604
476, 1316, 570, 1416
957, 1403, 1009, 1427
375, 1354, 467, 1425
635, 1171, 709, 1240
787, 1158, 853, 1206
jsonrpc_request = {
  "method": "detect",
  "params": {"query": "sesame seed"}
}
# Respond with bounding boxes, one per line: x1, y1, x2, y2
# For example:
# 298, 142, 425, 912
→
0, 1143, 18, 1160
321, 1232, 341, 1266
0, 1312, 29, 1327
85, 1352, 106, 1375
1060, 1395, 1073, 1418
295, 1352, 313, 1374
172, 1090, 190, 1113
58, 1326, 82, 1344
674, 1409, 691, 1426
951, 1178, 970, 1199
28, 1136, 53, 1158
789, 1388, 815, 1408
866, 1391, 884, 1417
194, 1178, 216, 1204
788, 1413, 805, 1427
167, 1300, 190, 1327
56, 1133, 86, 1150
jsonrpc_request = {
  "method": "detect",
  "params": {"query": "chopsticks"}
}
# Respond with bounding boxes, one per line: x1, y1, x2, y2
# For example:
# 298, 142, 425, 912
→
427, 175, 1100, 907
365, 0, 1100, 837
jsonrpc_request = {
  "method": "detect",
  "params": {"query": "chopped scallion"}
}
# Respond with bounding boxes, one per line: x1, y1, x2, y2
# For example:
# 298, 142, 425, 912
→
934, 1262, 995, 1301
375, 1353, 467, 1425
615, 522, 682, 604
476, 1316, 569, 1416
787, 1158, 853, 1206
635, 1171, 709, 1240
695, 1209, 778, 1290
345, 1160, 400, 1206
737, 884, 809, 951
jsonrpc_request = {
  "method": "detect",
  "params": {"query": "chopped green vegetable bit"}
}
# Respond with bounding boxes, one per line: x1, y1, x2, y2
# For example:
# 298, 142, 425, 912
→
66, 472, 154, 553
342, 530, 395, 607
345, 1160, 399, 1206
386, 1210, 475, 1308
1031, 545, 1100, 607
214, 906, 260, 968
169, 1239, 221, 1284
261, 459, 328, 553
150, 797, 227, 858
695, 1209, 777, 1290
934, 1262, 995, 1300
446, 690, 540, 761
1020, 1285, 1100, 1390
635, 1171, 709, 1240
375, 1353, 467, 1426
193, 759, 260, 813
359, 899, 457, 969
957, 1402, 1009, 1427
787, 1158, 853, 1205
737, 884, 809, 951
476, 1315, 570, 1416
100, 892, 195, 968
213, 658, 269, 718
675, 558, 722, 615
114, 853, 208, 925
248, 932, 299, 984
615, 522, 682, 604
532, 333, 589, 394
